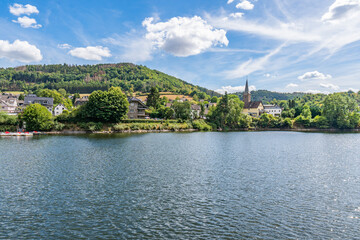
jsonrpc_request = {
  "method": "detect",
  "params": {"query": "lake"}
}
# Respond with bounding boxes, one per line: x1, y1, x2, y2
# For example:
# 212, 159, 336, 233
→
0, 132, 359, 239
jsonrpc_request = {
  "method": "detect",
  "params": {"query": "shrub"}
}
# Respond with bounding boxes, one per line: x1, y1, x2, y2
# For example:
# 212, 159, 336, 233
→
192, 119, 212, 131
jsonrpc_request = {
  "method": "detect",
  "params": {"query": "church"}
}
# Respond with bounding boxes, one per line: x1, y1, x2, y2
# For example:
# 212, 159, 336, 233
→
242, 80, 264, 117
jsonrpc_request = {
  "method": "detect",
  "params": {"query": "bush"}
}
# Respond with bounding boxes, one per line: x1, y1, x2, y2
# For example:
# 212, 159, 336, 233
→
53, 121, 65, 131
78, 122, 103, 131
312, 116, 330, 129
192, 120, 212, 131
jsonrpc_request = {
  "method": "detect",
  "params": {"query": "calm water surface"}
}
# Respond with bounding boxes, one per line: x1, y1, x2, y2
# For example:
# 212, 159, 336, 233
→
0, 132, 360, 239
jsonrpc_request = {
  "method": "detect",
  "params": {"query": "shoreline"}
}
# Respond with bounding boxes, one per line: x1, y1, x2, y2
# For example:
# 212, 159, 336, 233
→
35, 128, 360, 135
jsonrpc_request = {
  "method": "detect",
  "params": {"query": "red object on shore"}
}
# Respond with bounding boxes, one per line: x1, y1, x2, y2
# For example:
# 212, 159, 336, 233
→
5, 131, 10, 134
34, 131, 37, 133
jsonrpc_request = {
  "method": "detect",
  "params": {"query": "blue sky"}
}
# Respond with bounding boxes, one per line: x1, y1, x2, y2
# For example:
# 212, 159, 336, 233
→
1, 0, 360, 94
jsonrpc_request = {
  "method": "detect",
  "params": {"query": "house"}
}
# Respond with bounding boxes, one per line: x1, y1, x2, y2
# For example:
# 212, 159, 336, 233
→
0, 95, 18, 115
74, 97, 89, 107
53, 104, 67, 116
24, 95, 54, 112
264, 104, 282, 117
128, 97, 148, 119
191, 104, 201, 119
242, 80, 264, 117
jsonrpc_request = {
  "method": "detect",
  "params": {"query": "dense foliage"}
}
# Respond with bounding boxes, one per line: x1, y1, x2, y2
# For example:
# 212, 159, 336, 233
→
236, 90, 305, 102
82, 87, 129, 123
0, 63, 220, 97
20, 103, 53, 131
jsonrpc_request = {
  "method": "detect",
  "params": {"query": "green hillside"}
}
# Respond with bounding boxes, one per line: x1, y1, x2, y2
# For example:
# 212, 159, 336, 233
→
0, 63, 221, 97
236, 90, 306, 102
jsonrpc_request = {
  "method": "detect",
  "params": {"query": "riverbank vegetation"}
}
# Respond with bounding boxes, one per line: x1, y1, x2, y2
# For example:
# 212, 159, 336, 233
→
2, 84, 360, 133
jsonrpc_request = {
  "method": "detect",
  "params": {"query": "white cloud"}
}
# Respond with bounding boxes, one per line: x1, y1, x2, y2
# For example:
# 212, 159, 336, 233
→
12, 16, 42, 29
322, 0, 360, 22
57, 43, 72, 49
286, 83, 299, 88
142, 16, 228, 57
0, 39, 42, 62
215, 84, 256, 94
224, 45, 283, 79
227, 0, 235, 4
69, 46, 111, 60
229, 12, 244, 18
304, 89, 329, 94
9, 3, 39, 16
298, 71, 332, 81
320, 83, 340, 90
103, 34, 153, 62
236, 0, 254, 10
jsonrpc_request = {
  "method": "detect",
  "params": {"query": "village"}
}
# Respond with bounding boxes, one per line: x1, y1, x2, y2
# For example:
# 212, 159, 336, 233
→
0, 80, 282, 120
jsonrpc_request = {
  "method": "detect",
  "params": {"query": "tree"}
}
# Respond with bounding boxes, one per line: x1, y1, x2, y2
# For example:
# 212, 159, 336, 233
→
210, 96, 218, 103
207, 93, 244, 129
18, 94, 24, 101
172, 101, 191, 120
322, 93, 359, 128
146, 86, 161, 109
21, 103, 53, 131
84, 87, 129, 122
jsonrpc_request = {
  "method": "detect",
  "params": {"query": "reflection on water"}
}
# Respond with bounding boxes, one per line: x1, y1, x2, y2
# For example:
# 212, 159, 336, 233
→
0, 132, 360, 239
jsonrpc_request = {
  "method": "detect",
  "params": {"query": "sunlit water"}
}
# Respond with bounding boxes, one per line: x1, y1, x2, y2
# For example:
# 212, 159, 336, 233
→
0, 132, 360, 239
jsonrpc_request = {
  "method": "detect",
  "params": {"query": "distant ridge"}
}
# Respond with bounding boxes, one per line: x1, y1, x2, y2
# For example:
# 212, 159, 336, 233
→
235, 90, 307, 102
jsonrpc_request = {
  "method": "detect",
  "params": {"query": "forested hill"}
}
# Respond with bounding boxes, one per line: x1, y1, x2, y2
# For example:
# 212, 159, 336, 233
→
236, 90, 306, 102
0, 63, 221, 96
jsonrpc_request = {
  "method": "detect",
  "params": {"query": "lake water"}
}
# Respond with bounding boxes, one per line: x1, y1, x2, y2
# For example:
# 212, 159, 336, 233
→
0, 132, 360, 239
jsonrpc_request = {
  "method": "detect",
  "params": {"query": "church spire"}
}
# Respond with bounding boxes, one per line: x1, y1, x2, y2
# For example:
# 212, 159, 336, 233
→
245, 77, 249, 94
243, 77, 251, 106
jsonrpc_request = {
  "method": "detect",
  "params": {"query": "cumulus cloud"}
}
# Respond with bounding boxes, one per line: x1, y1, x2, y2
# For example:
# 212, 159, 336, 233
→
286, 83, 299, 88
142, 16, 228, 57
0, 39, 42, 62
57, 43, 72, 49
320, 83, 340, 90
298, 71, 332, 81
12, 16, 42, 28
229, 12, 244, 18
236, 0, 254, 10
215, 84, 256, 94
9, 3, 39, 16
227, 0, 235, 4
322, 0, 360, 22
69, 46, 111, 60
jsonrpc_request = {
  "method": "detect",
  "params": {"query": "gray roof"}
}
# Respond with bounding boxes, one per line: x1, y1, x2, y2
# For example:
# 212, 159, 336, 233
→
24, 95, 54, 106
264, 104, 282, 109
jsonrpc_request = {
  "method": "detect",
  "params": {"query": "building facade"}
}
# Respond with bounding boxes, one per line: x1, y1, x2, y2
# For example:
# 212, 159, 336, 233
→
263, 104, 282, 117
127, 97, 148, 119
53, 104, 67, 116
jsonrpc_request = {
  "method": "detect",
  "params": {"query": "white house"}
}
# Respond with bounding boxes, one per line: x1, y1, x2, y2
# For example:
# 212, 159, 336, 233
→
0, 96, 18, 115
263, 104, 282, 117
53, 104, 67, 116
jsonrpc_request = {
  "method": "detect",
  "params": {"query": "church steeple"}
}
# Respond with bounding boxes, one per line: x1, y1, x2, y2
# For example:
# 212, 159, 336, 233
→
245, 78, 249, 94
243, 77, 251, 106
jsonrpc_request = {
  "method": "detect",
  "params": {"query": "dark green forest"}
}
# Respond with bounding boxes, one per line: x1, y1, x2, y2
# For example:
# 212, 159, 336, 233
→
235, 90, 306, 102
0, 63, 220, 96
